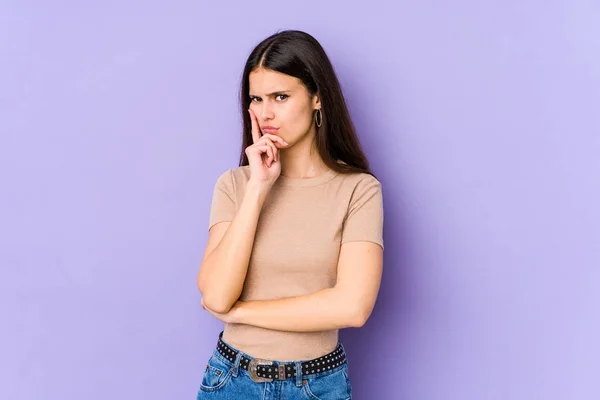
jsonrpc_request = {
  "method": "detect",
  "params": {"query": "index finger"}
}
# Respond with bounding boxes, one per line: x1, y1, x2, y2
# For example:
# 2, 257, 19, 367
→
248, 109, 261, 144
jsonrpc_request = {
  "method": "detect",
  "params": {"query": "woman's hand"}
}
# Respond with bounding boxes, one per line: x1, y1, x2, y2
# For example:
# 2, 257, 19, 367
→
246, 108, 288, 187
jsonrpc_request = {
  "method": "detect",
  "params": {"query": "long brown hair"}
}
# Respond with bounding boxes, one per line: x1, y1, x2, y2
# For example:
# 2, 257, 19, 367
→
238, 30, 374, 178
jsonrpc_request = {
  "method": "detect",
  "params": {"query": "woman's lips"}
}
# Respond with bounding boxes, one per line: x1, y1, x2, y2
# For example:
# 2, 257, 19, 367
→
261, 127, 279, 134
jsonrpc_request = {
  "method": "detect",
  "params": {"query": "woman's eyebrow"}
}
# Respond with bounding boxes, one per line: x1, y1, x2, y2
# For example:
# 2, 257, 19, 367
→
249, 90, 292, 97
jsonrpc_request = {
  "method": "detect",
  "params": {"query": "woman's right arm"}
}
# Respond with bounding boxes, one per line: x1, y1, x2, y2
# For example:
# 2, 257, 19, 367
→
197, 180, 269, 314
197, 107, 288, 314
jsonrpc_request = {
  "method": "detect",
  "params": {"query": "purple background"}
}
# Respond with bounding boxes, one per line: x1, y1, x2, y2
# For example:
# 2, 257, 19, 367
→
1, 1, 599, 399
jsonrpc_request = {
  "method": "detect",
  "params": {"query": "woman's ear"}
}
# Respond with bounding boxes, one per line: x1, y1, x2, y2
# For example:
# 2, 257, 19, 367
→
312, 92, 321, 109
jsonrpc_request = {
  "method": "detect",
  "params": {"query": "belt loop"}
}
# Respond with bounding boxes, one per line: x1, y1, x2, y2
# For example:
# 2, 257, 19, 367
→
232, 351, 243, 377
295, 361, 303, 387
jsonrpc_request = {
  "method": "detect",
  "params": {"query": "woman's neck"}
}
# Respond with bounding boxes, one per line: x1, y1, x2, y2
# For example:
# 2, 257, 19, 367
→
279, 137, 329, 178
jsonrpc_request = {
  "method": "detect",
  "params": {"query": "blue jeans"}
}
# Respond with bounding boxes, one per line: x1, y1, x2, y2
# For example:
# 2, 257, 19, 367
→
196, 340, 353, 399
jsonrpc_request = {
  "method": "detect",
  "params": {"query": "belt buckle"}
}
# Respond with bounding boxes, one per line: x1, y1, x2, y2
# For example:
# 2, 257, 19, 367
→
248, 358, 274, 383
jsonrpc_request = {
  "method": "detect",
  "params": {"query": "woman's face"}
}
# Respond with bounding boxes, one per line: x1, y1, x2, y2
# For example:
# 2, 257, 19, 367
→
248, 67, 320, 146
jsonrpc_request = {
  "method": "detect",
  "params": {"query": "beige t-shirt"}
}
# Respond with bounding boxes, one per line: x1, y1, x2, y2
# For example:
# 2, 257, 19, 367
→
207, 164, 384, 361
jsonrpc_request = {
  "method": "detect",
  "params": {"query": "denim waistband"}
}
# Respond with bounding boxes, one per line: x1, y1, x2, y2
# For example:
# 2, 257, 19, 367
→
212, 331, 348, 384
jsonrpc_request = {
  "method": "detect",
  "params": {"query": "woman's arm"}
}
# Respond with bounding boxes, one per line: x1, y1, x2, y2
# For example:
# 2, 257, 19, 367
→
199, 108, 287, 314
234, 287, 360, 331
204, 241, 383, 332
198, 181, 268, 313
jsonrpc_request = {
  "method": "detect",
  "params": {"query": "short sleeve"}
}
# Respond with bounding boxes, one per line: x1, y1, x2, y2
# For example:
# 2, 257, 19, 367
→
208, 169, 236, 231
341, 176, 384, 250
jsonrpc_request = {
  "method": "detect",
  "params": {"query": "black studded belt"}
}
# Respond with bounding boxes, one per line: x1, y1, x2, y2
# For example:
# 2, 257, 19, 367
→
215, 331, 348, 383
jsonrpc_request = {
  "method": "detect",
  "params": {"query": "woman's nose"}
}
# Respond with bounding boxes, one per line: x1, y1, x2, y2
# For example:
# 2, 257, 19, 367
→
260, 103, 275, 120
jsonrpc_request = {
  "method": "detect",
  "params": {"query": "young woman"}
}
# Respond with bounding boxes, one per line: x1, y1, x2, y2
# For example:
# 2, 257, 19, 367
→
196, 30, 384, 399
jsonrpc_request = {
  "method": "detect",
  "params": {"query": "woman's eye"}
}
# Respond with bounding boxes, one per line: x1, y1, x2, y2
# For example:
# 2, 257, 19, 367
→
249, 95, 287, 102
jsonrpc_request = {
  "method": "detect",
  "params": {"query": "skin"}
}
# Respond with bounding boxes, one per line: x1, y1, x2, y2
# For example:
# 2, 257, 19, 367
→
247, 67, 330, 179
200, 67, 383, 332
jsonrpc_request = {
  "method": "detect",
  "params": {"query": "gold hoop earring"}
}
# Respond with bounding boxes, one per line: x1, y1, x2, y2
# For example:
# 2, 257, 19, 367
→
315, 109, 322, 128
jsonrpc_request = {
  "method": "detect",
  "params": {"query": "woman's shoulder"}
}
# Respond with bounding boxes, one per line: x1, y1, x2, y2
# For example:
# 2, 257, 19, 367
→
229, 165, 252, 180
336, 174, 382, 202
213, 165, 251, 190
334, 161, 382, 188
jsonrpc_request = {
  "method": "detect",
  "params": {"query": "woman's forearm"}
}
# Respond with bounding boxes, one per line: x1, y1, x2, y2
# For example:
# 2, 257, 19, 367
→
234, 287, 361, 332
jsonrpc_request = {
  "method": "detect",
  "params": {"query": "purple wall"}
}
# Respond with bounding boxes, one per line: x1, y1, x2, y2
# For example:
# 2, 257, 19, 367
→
1, 1, 598, 399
